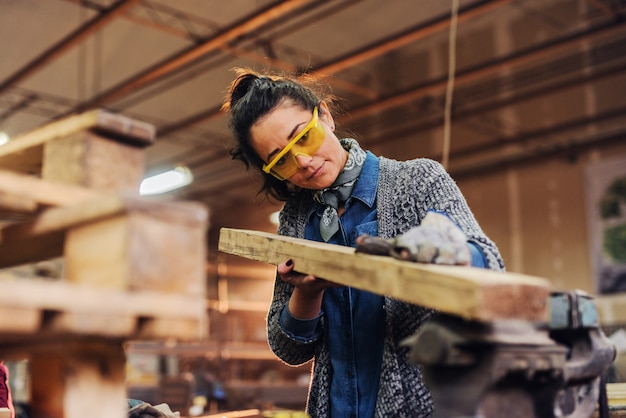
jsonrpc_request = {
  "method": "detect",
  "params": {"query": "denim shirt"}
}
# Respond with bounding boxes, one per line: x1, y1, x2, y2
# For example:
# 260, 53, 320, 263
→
279, 151, 486, 418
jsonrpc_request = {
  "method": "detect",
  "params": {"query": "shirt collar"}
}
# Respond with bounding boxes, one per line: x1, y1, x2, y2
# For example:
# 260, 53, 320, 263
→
307, 150, 379, 220
350, 151, 378, 208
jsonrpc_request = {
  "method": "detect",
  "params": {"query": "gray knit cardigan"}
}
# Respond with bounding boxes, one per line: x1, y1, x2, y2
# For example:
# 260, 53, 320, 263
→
267, 156, 504, 418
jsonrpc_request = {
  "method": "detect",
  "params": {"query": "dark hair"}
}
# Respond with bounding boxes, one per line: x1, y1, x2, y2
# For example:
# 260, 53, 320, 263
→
222, 68, 332, 201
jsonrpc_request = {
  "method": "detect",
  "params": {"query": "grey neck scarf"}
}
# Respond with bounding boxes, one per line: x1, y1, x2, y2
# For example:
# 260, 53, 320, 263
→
313, 138, 367, 242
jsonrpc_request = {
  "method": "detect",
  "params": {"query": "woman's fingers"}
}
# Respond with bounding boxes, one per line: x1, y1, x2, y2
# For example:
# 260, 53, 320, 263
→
276, 258, 341, 290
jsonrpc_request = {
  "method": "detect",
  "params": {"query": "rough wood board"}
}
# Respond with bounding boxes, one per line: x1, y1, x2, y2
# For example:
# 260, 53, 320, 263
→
0, 278, 208, 339
0, 109, 155, 174
0, 278, 206, 320
218, 228, 551, 322
594, 294, 626, 326
608, 383, 626, 406
0, 307, 40, 333
0, 169, 100, 208
0, 191, 37, 214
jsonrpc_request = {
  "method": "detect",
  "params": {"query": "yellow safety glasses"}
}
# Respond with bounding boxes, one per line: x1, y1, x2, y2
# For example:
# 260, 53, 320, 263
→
262, 107, 326, 180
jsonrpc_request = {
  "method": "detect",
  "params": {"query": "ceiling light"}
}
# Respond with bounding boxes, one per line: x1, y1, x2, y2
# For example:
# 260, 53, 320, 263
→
140, 166, 193, 195
0, 132, 9, 146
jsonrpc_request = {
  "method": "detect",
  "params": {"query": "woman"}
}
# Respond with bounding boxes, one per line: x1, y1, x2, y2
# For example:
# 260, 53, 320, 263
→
222, 68, 504, 418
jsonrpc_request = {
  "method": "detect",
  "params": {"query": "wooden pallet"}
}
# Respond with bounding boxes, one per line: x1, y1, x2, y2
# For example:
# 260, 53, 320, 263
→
0, 110, 208, 418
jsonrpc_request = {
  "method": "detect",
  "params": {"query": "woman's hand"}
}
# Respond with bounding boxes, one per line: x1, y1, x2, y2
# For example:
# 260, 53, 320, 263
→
278, 258, 340, 320
356, 211, 471, 266
277, 259, 339, 294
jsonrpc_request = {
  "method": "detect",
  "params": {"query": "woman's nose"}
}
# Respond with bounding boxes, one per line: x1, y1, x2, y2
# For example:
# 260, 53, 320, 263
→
294, 152, 313, 168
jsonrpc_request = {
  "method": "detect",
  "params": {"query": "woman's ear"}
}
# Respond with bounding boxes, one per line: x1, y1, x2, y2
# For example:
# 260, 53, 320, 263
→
318, 100, 335, 131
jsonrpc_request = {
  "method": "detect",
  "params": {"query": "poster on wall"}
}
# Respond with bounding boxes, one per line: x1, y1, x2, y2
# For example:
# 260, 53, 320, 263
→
585, 155, 626, 294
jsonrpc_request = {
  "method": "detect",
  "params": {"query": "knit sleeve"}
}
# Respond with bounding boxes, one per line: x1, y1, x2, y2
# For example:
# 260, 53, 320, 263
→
391, 157, 505, 271
266, 194, 324, 366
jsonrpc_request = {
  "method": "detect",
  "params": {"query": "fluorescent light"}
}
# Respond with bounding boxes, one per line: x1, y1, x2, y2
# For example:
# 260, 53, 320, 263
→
0, 132, 9, 146
269, 210, 280, 226
140, 166, 193, 195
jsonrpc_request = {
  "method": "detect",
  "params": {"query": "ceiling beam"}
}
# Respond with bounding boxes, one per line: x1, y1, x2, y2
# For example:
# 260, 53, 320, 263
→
586, 0, 621, 19
313, 0, 511, 76
150, 0, 511, 137
69, 0, 323, 112
451, 125, 626, 179
365, 63, 626, 151
339, 20, 626, 123
0, 0, 141, 95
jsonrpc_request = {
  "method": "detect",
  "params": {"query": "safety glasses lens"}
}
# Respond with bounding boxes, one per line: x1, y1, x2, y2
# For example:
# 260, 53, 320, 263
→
263, 107, 325, 179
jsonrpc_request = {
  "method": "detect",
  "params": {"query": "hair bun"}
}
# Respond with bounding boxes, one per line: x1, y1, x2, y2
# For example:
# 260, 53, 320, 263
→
229, 73, 259, 107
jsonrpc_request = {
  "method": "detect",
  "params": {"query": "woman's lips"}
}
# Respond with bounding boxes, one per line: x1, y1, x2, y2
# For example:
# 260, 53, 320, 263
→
308, 162, 324, 179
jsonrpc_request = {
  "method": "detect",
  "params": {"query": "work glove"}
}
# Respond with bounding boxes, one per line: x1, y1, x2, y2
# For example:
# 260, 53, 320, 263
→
128, 402, 180, 418
356, 211, 471, 265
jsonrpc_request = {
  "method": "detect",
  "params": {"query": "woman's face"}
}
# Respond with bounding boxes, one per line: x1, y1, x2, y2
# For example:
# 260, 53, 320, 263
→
250, 100, 348, 190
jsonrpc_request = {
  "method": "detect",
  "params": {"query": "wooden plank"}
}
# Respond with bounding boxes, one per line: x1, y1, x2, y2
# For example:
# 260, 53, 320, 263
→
0, 307, 40, 333
607, 383, 626, 407
218, 228, 551, 322
0, 194, 127, 267
594, 294, 626, 326
0, 109, 155, 174
0, 191, 37, 214
0, 278, 207, 340
0, 169, 101, 208
0, 278, 206, 322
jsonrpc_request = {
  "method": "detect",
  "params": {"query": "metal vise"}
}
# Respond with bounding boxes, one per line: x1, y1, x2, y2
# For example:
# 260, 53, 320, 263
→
404, 290, 616, 418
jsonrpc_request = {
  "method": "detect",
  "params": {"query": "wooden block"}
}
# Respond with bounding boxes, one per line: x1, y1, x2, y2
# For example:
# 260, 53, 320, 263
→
42, 130, 145, 193
29, 340, 127, 418
0, 409, 11, 418
218, 228, 551, 322
0, 109, 154, 175
64, 201, 208, 295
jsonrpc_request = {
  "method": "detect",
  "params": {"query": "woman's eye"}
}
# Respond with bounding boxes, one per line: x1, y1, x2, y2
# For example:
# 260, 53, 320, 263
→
297, 130, 310, 144
275, 155, 288, 167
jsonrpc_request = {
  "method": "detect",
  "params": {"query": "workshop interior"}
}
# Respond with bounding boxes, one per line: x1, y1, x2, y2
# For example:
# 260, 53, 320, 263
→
1, 0, 626, 417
